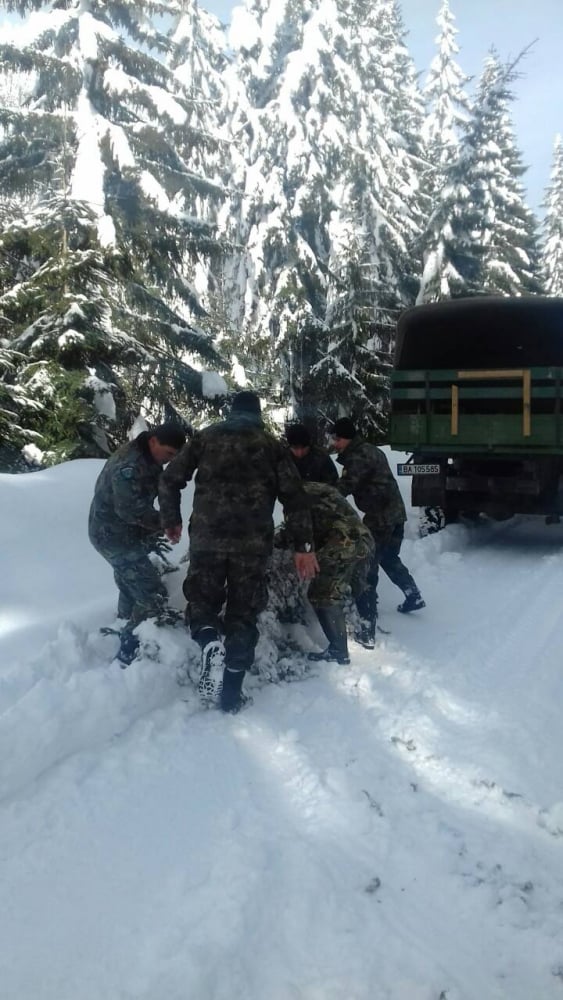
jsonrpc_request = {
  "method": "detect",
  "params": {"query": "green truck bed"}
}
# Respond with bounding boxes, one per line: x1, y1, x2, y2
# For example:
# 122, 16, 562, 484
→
390, 366, 563, 454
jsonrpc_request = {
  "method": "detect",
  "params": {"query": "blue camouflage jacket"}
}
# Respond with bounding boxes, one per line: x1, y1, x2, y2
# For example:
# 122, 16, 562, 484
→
88, 433, 162, 550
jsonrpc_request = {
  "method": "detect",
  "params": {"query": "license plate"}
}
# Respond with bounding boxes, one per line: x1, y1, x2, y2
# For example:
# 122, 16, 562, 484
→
397, 463, 441, 476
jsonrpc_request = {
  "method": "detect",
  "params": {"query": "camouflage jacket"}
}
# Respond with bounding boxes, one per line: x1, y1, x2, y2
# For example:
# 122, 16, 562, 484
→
159, 412, 314, 555
289, 445, 339, 486
296, 482, 372, 549
336, 436, 406, 534
88, 433, 161, 549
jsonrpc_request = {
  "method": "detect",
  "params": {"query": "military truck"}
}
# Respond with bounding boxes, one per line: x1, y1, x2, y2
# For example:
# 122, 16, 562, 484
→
389, 296, 563, 526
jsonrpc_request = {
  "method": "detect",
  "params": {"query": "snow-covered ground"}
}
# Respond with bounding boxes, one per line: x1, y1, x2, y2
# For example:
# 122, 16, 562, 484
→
2, 455, 563, 1000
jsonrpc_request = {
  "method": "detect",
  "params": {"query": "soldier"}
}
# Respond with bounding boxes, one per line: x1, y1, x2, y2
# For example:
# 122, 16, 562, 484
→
285, 423, 338, 485
277, 481, 374, 664
159, 391, 318, 713
89, 424, 187, 665
331, 417, 425, 648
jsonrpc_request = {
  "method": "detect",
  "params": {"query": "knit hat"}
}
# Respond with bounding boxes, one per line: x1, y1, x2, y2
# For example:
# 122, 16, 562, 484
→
285, 423, 311, 447
150, 423, 187, 449
330, 417, 357, 439
231, 391, 261, 415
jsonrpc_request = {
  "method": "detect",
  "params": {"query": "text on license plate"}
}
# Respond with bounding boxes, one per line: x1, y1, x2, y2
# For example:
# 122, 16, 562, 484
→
397, 464, 441, 476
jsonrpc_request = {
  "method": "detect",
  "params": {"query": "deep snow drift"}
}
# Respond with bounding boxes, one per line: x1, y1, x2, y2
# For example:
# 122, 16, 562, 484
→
1, 455, 563, 1000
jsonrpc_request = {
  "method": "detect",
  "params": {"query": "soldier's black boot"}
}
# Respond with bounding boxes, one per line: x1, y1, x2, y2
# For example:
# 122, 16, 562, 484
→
397, 587, 425, 614
355, 618, 376, 649
193, 626, 225, 704
354, 585, 378, 649
117, 630, 140, 668
308, 606, 350, 665
220, 668, 252, 714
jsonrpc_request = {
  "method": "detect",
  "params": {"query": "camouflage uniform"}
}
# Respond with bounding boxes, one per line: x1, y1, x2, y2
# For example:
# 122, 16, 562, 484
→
88, 434, 167, 627
159, 411, 313, 672
336, 436, 419, 618
290, 445, 338, 486
281, 482, 374, 607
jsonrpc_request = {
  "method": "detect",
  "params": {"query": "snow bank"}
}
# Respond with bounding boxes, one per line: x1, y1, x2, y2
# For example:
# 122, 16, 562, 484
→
2, 456, 563, 998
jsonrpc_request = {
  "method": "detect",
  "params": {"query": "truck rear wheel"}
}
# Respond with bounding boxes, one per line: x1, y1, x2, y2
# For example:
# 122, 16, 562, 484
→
419, 505, 460, 536
419, 506, 445, 536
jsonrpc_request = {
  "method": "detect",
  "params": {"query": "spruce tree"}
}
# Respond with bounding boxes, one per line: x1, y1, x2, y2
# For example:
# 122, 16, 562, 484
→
168, 0, 242, 369
542, 134, 563, 296
419, 48, 542, 302
421, 0, 469, 178
469, 53, 542, 296
226, 0, 424, 436
225, 0, 333, 415
417, 0, 471, 303
315, 230, 392, 437
0, 0, 227, 466
452, 51, 542, 297
168, 0, 229, 219
310, 0, 425, 436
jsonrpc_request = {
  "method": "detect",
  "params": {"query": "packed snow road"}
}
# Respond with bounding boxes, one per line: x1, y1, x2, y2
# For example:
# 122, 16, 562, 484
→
1, 461, 563, 1000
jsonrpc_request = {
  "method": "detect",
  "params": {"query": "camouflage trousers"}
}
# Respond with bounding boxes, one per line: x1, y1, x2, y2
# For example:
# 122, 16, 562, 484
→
91, 538, 167, 628
183, 551, 270, 672
308, 528, 375, 608
357, 521, 417, 621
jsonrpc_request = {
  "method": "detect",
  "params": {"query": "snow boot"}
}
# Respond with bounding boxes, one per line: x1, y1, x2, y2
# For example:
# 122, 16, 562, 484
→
355, 586, 378, 647
354, 619, 376, 649
220, 667, 252, 714
195, 627, 226, 704
397, 589, 426, 614
308, 605, 350, 665
117, 631, 140, 668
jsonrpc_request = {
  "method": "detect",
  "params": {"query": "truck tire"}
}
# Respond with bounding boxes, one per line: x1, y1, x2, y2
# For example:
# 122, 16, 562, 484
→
419, 505, 461, 536
419, 506, 446, 536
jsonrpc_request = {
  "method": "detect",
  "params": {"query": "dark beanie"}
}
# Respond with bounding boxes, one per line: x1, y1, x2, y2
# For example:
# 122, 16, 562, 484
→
285, 423, 311, 447
231, 390, 261, 415
151, 423, 187, 449
331, 417, 357, 439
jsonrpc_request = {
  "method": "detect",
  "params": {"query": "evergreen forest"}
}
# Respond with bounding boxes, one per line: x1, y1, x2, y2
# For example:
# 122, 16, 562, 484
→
1, 0, 562, 468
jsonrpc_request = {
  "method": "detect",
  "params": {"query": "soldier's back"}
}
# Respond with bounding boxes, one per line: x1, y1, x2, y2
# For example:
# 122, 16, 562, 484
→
189, 419, 285, 554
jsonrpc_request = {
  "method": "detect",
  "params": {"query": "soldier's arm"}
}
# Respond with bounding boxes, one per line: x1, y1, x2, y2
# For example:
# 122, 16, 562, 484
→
370, 449, 394, 499
111, 466, 160, 532
321, 453, 339, 486
338, 448, 388, 502
336, 450, 364, 498
275, 445, 315, 552
158, 434, 202, 530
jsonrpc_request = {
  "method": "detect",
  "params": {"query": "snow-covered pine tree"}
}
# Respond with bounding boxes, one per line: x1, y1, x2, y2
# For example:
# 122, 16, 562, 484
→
312, 227, 392, 437
367, 0, 427, 303
0, 0, 227, 466
223, 0, 337, 417
0, 341, 44, 469
449, 51, 542, 299
169, 0, 229, 204
223, 0, 323, 412
421, 0, 469, 179
167, 1, 243, 376
542, 134, 563, 296
225, 0, 424, 436
469, 52, 542, 296
311, 0, 425, 436
0, 192, 128, 463
419, 48, 543, 302
417, 0, 471, 303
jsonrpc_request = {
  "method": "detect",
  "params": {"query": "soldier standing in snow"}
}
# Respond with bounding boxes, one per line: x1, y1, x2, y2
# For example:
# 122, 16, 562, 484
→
276, 481, 374, 664
158, 391, 318, 713
285, 423, 338, 485
331, 417, 425, 648
89, 424, 187, 666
